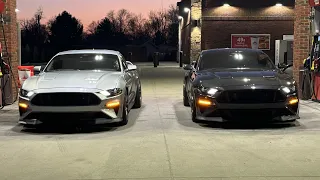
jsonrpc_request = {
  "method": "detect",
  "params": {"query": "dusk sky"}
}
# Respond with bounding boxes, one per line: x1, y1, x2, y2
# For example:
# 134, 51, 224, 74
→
17, 0, 178, 27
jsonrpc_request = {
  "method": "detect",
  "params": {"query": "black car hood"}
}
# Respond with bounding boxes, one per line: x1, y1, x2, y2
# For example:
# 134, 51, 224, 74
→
197, 69, 293, 87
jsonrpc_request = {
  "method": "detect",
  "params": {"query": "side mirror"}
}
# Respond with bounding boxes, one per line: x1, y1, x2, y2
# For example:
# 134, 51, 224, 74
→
278, 63, 291, 71
126, 61, 133, 66
278, 63, 286, 69
183, 64, 193, 70
127, 64, 137, 71
34, 66, 42, 74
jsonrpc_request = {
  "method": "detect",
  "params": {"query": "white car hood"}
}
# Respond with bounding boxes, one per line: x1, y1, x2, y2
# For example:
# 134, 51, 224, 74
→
24, 70, 122, 91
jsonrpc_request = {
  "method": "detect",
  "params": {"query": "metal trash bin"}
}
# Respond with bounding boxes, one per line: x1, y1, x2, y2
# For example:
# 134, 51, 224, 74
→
179, 51, 183, 67
153, 52, 159, 67
1, 74, 13, 105
299, 68, 312, 100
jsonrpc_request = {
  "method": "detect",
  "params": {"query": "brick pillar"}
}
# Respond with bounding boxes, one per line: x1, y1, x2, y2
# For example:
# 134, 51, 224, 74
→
293, 0, 310, 89
190, 0, 202, 62
0, 0, 18, 101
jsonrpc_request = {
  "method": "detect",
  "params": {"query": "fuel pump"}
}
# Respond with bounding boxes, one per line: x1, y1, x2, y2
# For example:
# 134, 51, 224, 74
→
309, 34, 320, 101
0, 1, 18, 108
0, 42, 3, 108
307, 1, 320, 101
0, 1, 3, 79
0, 43, 3, 76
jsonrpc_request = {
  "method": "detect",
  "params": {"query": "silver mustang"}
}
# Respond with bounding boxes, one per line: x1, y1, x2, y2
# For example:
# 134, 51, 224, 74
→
18, 49, 142, 127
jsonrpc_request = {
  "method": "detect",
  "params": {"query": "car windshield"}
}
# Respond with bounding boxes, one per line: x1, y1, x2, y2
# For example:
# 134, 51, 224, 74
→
45, 53, 121, 72
198, 50, 275, 71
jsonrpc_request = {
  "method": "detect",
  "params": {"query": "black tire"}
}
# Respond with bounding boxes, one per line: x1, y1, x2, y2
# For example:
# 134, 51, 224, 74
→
133, 86, 142, 109
191, 101, 201, 123
23, 124, 36, 128
183, 86, 190, 106
117, 94, 129, 126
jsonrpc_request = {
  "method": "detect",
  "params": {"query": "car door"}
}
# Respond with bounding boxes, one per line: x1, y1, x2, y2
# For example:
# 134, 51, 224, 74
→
120, 55, 135, 104
186, 54, 200, 100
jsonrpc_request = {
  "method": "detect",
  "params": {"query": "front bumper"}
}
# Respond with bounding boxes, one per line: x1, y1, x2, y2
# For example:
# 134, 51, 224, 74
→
194, 95, 300, 123
18, 92, 126, 125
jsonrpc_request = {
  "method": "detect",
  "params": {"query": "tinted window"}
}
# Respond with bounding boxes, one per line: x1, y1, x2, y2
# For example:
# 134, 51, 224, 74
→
45, 54, 121, 72
199, 50, 275, 70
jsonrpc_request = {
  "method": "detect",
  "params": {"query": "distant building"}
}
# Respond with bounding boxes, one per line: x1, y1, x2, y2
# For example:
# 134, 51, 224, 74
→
126, 41, 177, 62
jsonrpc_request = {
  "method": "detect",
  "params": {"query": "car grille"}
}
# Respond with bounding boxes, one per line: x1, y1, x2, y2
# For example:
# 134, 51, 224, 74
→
216, 89, 286, 104
31, 93, 101, 106
25, 112, 109, 121
219, 109, 293, 120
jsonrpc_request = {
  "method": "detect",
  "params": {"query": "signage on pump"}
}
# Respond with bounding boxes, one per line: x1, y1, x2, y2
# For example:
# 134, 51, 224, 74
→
310, 0, 320, 7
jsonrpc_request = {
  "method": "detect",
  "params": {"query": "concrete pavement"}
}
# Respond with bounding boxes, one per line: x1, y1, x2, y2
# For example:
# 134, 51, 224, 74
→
0, 62, 320, 180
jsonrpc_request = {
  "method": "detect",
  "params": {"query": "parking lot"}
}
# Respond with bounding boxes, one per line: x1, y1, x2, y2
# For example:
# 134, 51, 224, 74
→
1, 62, 320, 180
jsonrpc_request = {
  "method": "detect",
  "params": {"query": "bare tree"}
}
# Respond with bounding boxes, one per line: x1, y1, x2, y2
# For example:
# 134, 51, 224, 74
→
107, 10, 117, 31
127, 14, 146, 38
20, 7, 49, 63
117, 9, 131, 33
107, 9, 132, 34
147, 10, 169, 36
166, 5, 179, 24
20, 7, 44, 29
87, 21, 99, 34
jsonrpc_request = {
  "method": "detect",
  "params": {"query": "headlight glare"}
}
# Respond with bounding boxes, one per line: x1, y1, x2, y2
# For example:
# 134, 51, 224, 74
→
207, 88, 218, 95
281, 87, 291, 94
100, 88, 123, 97
100, 91, 111, 96
281, 86, 295, 94
20, 89, 34, 98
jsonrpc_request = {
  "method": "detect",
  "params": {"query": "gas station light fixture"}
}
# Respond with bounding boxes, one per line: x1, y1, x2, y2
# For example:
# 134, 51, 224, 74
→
223, 3, 230, 7
184, 7, 190, 13
275, 3, 283, 7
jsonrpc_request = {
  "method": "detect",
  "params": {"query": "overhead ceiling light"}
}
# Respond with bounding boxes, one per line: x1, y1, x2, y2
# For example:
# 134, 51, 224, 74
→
223, 3, 230, 7
275, 3, 283, 6
184, 7, 190, 13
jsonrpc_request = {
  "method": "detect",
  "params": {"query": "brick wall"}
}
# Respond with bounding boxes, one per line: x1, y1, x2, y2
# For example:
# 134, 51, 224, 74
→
293, 0, 310, 90
202, 20, 294, 59
190, 0, 202, 62
0, 0, 18, 101
201, 1, 294, 60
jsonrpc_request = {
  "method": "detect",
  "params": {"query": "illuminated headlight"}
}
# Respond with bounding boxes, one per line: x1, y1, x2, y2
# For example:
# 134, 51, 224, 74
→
207, 88, 218, 95
19, 89, 35, 98
100, 88, 123, 97
100, 91, 111, 96
281, 86, 295, 94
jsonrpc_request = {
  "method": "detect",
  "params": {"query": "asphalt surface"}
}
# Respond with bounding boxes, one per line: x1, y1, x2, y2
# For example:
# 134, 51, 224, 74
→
0, 62, 320, 180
